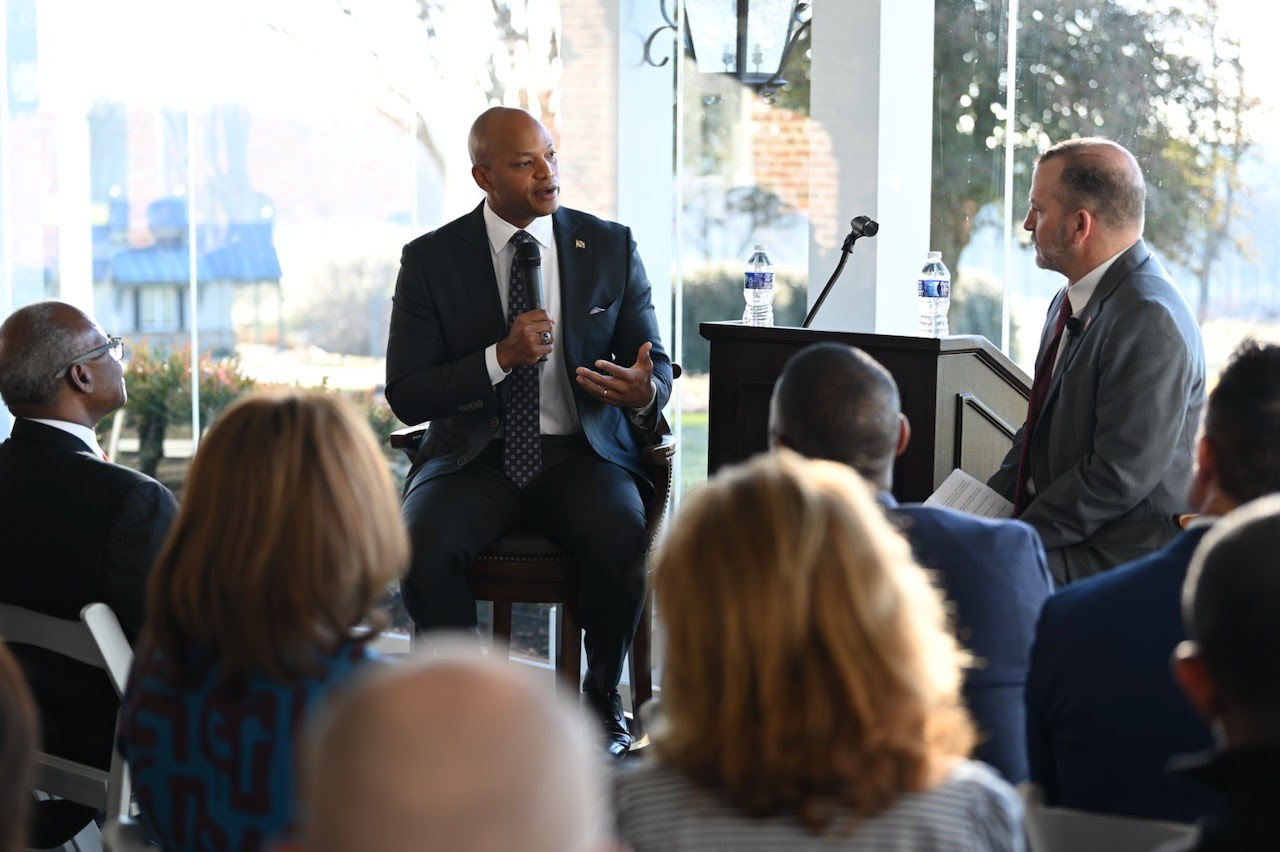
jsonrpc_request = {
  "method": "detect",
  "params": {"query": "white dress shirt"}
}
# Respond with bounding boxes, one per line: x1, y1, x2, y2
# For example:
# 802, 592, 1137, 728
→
480, 202, 581, 436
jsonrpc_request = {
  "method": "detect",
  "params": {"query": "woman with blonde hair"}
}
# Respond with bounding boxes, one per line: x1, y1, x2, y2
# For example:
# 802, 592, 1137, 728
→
615, 450, 1023, 850
118, 390, 409, 852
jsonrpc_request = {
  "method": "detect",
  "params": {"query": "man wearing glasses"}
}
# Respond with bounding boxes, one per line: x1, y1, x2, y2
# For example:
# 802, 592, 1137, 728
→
0, 300, 178, 845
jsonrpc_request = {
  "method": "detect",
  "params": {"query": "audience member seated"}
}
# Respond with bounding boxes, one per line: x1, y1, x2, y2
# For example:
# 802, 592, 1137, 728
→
295, 648, 613, 852
0, 643, 37, 852
614, 451, 1024, 851
0, 301, 178, 843
1166, 494, 1280, 851
768, 342, 1052, 782
1025, 341, 1280, 823
117, 391, 409, 852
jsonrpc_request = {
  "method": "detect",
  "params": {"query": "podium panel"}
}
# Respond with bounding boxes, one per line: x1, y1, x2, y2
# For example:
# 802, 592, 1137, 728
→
699, 322, 1031, 502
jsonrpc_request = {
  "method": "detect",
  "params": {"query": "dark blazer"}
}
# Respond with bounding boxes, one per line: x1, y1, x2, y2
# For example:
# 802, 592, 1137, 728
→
0, 417, 178, 767
989, 240, 1206, 583
385, 203, 673, 490
887, 496, 1053, 782
1026, 526, 1216, 823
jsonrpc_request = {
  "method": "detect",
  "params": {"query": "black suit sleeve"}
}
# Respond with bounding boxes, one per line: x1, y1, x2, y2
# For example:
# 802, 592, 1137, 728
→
608, 229, 672, 431
385, 241, 500, 426
99, 479, 178, 640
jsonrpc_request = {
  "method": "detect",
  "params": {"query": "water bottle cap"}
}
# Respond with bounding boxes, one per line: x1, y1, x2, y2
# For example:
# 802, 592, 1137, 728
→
927, 250, 942, 259
754, 244, 767, 251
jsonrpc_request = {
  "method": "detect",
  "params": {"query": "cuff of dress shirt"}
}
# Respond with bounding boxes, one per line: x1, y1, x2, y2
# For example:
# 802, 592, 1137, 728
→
626, 381, 659, 426
485, 344, 511, 386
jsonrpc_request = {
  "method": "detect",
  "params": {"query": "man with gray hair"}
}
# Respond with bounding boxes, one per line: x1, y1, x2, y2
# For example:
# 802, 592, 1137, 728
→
988, 137, 1206, 584
0, 300, 177, 844
297, 650, 615, 852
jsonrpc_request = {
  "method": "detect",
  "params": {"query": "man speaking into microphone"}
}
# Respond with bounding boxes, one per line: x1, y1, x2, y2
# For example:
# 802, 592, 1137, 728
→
385, 106, 671, 757
988, 137, 1205, 585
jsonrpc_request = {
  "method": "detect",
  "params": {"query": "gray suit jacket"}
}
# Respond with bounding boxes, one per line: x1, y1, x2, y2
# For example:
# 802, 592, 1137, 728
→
989, 240, 1205, 583
385, 203, 672, 491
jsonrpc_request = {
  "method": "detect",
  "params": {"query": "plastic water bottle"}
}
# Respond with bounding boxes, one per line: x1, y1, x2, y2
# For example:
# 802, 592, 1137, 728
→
917, 250, 951, 337
742, 244, 775, 327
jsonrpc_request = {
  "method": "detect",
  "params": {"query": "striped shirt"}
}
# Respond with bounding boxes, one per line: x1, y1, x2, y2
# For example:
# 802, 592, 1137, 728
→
614, 758, 1024, 851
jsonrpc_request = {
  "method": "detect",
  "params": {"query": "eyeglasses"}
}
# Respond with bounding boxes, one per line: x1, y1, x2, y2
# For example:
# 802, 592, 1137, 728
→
54, 336, 125, 379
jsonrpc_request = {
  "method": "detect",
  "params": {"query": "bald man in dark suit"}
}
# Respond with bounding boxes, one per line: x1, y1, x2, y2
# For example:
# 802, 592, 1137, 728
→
386, 108, 672, 758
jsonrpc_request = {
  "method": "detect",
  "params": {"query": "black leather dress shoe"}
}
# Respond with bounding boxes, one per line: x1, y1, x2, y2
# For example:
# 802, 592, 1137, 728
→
583, 687, 632, 759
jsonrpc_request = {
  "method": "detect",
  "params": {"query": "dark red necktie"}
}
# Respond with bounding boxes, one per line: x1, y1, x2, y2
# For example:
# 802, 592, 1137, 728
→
1014, 291, 1073, 515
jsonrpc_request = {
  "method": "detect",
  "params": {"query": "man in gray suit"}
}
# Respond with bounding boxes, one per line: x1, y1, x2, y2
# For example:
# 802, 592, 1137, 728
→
988, 138, 1205, 584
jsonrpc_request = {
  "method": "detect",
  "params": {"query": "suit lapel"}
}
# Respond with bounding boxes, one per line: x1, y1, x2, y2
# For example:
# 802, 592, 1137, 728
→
553, 207, 588, 372
458, 203, 507, 345
1039, 240, 1151, 415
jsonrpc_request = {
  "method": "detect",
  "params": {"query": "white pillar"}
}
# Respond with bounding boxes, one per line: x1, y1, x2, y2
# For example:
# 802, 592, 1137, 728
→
616, 0, 677, 351
807, 0, 933, 333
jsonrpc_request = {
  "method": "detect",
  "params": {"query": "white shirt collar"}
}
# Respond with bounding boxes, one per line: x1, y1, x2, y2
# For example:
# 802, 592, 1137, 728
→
25, 417, 104, 456
1067, 245, 1130, 315
482, 202, 554, 254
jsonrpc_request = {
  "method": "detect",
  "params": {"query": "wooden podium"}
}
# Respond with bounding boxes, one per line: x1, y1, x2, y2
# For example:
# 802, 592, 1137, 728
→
700, 322, 1031, 503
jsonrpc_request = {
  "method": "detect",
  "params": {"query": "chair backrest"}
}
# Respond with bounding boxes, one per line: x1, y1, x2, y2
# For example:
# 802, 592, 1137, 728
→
1020, 782, 1197, 852
0, 602, 134, 820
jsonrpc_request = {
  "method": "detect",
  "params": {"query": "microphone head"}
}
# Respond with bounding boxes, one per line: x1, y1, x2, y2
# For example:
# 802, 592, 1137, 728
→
1066, 316, 1083, 334
850, 216, 879, 238
515, 240, 542, 266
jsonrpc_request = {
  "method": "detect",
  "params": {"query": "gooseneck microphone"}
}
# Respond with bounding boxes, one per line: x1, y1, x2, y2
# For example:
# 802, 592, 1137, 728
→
514, 240, 549, 360
802, 215, 880, 329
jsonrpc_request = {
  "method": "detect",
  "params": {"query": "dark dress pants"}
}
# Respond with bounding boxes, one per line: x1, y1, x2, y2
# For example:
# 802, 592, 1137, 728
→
400, 437, 648, 694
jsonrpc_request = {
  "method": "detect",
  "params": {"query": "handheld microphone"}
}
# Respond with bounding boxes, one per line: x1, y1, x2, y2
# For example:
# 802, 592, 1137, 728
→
802, 215, 880, 329
514, 240, 550, 360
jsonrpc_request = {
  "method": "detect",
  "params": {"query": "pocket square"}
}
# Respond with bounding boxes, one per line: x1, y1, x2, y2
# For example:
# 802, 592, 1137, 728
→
589, 306, 607, 315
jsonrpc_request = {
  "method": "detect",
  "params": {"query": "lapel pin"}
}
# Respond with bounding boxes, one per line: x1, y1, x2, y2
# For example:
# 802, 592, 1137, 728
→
575, 239, 586, 249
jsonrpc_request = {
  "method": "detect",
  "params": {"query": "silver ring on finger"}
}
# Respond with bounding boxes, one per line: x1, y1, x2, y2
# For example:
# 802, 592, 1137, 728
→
603, 389, 609, 398
540, 331, 552, 344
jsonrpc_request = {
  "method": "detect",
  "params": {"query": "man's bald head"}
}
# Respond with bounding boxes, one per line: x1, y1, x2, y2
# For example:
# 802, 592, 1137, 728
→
0, 301, 107, 414
468, 106, 542, 167
300, 651, 610, 852
1036, 137, 1146, 234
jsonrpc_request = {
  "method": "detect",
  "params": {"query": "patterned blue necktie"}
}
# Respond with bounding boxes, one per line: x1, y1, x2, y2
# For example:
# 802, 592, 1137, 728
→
503, 230, 540, 487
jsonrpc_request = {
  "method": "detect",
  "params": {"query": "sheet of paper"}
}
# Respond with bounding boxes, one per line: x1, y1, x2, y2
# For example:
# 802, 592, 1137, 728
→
924, 468, 1014, 519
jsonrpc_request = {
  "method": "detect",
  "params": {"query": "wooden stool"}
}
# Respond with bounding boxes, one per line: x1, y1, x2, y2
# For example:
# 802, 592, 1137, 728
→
391, 409, 676, 726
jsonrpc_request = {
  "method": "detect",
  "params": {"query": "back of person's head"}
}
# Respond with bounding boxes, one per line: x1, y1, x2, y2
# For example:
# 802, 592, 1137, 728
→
1201, 340, 1280, 504
1036, 136, 1146, 232
298, 648, 611, 852
653, 450, 973, 829
143, 390, 409, 686
0, 301, 87, 408
1182, 494, 1280, 739
0, 644, 37, 852
768, 343, 901, 487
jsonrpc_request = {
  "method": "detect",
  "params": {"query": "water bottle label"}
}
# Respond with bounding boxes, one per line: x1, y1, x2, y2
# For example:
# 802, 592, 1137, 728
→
918, 279, 946, 298
745, 271, 774, 290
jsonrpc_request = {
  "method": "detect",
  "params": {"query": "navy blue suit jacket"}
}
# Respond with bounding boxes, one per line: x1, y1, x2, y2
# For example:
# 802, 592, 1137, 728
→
385, 203, 672, 492
886, 496, 1053, 781
1026, 526, 1216, 822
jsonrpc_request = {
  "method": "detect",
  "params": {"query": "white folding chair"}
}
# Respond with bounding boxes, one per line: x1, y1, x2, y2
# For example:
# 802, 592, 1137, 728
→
0, 602, 134, 847
1020, 782, 1197, 852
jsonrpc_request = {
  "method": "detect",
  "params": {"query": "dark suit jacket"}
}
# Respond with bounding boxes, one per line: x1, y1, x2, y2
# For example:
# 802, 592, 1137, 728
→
385, 203, 672, 491
0, 417, 178, 768
989, 240, 1206, 583
1026, 526, 1216, 823
886, 497, 1053, 782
